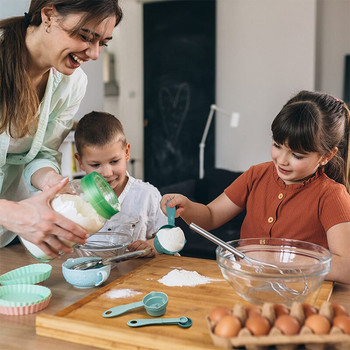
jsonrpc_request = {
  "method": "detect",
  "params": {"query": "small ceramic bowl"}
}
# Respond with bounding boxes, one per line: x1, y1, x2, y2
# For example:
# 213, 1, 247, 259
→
62, 257, 111, 289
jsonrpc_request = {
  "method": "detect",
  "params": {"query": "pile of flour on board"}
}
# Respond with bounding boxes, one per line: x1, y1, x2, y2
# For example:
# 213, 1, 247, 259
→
105, 288, 142, 299
158, 268, 220, 287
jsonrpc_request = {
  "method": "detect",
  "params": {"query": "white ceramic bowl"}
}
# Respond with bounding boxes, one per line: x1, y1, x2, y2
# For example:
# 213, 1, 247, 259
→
74, 232, 132, 258
216, 238, 332, 305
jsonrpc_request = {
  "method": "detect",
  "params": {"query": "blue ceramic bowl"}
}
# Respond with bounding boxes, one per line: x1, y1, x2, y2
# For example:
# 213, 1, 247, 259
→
62, 257, 111, 289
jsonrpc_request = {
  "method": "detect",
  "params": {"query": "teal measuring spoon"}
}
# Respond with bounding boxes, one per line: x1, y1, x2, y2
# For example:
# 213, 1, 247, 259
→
127, 316, 193, 328
102, 291, 168, 318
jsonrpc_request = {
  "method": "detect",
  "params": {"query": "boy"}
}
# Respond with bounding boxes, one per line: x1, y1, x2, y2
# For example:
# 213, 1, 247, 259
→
74, 111, 168, 256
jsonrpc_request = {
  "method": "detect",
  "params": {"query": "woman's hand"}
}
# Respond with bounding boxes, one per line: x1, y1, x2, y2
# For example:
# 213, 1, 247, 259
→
127, 239, 157, 257
0, 177, 89, 258
31, 167, 66, 191
160, 193, 189, 218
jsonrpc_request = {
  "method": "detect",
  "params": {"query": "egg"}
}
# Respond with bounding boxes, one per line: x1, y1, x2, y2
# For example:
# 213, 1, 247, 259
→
245, 305, 261, 318
331, 302, 349, 316
274, 315, 301, 335
273, 304, 289, 317
245, 316, 271, 336
305, 314, 331, 334
333, 315, 350, 334
214, 315, 241, 338
209, 306, 232, 323
302, 303, 318, 318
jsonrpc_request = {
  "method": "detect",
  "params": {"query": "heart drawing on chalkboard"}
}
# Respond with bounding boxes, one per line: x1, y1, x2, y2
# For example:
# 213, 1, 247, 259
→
158, 82, 191, 147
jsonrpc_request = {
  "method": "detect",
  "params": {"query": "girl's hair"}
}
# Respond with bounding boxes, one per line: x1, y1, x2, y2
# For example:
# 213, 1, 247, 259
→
0, 0, 123, 138
271, 90, 350, 192
74, 111, 127, 156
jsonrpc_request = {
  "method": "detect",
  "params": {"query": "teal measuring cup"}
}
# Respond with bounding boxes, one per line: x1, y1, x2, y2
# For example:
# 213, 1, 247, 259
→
102, 291, 168, 318
154, 203, 186, 254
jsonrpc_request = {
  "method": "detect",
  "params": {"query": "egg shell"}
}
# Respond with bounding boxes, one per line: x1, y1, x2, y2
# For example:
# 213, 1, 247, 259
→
333, 315, 350, 334
214, 315, 241, 338
302, 303, 318, 318
274, 314, 301, 335
331, 302, 349, 317
209, 306, 231, 323
274, 304, 290, 317
245, 315, 271, 336
304, 314, 331, 335
245, 304, 262, 318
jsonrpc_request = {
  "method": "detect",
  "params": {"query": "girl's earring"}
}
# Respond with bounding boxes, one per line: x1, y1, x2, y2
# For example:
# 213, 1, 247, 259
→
321, 162, 326, 166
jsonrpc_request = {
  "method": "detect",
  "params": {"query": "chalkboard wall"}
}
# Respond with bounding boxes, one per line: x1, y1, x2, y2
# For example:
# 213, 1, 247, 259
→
144, 0, 216, 188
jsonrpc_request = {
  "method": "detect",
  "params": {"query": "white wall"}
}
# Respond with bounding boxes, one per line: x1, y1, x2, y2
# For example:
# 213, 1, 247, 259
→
216, 0, 316, 172
103, 0, 144, 179
315, 0, 350, 96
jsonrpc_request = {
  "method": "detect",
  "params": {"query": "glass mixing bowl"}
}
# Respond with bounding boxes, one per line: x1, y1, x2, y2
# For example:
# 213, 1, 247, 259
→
74, 232, 132, 258
216, 238, 332, 305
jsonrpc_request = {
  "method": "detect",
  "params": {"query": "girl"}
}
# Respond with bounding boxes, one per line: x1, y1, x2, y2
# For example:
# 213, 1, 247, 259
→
0, 0, 123, 259
161, 90, 350, 284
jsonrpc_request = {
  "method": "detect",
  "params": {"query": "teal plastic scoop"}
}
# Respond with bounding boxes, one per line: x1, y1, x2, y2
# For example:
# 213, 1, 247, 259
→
154, 203, 186, 254
159, 202, 176, 230
127, 316, 193, 328
102, 291, 168, 318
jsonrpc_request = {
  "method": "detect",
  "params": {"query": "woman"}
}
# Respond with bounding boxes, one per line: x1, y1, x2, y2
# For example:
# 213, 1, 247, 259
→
0, 0, 123, 259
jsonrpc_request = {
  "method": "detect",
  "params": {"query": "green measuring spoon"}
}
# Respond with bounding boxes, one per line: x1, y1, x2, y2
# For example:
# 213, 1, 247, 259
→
127, 316, 193, 328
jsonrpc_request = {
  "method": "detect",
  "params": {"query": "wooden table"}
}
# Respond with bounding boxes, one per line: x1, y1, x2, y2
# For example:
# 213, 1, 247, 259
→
1, 243, 350, 350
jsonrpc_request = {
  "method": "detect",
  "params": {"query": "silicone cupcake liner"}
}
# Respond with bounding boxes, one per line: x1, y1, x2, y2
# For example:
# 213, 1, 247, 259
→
0, 263, 52, 285
0, 294, 52, 315
0, 284, 51, 308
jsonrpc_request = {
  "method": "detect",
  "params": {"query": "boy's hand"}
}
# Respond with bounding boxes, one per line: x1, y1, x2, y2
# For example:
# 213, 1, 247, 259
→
127, 240, 156, 257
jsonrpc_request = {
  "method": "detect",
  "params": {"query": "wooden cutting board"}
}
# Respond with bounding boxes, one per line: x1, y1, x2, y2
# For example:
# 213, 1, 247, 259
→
36, 255, 333, 350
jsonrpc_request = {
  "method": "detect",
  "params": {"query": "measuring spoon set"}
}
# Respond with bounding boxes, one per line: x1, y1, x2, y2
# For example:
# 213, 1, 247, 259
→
102, 291, 192, 328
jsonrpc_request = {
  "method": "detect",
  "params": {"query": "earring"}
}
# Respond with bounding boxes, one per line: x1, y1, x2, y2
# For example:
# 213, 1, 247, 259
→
321, 162, 326, 166
44, 22, 50, 33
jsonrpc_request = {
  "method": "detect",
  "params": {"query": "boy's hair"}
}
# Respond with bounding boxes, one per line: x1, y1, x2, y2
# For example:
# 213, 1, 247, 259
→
271, 90, 350, 192
74, 111, 127, 155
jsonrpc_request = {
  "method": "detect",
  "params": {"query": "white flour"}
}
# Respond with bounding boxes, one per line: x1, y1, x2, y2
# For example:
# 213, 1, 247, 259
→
105, 288, 142, 299
157, 227, 185, 252
51, 194, 105, 234
158, 268, 216, 287
21, 193, 106, 261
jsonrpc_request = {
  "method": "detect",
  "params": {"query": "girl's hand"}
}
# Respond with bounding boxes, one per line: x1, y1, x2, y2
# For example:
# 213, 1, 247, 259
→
160, 193, 189, 218
127, 240, 156, 257
2, 178, 88, 258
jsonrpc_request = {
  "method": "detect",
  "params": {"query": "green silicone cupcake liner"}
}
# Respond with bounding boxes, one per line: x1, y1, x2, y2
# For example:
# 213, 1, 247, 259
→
0, 263, 52, 285
0, 284, 51, 307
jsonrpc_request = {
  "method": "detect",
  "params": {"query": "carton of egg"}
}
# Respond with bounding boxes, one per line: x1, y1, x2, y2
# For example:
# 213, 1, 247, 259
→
207, 302, 350, 350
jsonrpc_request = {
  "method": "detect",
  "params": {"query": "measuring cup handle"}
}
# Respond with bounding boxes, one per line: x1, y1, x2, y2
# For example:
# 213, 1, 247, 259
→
102, 301, 144, 318
166, 202, 176, 226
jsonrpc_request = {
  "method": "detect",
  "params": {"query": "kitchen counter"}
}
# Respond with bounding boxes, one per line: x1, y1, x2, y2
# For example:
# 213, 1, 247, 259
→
1, 243, 350, 350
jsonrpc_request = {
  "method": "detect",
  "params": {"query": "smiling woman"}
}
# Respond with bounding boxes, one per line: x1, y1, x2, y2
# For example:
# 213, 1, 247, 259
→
0, 0, 123, 260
